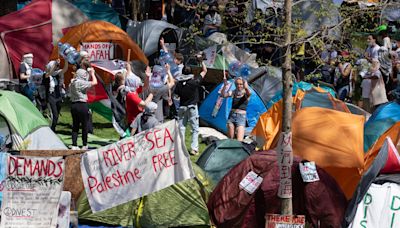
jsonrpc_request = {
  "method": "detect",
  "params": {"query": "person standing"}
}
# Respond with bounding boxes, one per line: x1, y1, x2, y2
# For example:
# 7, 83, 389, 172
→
44, 59, 68, 132
221, 76, 251, 141
130, 102, 159, 136
69, 60, 97, 150
334, 52, 353, 101
19, 53, 34, 101
365, 59, 388, 112
174, 58, 207, 155
365, 35, 381, 62
203, 5, 222, 37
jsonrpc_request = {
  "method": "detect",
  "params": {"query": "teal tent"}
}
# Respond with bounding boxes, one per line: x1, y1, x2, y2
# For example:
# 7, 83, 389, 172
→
72, 0, 121, 27
196, 139, 252, 185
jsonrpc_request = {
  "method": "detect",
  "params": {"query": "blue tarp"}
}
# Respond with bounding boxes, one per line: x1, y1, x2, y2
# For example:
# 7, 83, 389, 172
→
199, 80, 267, 134
364, 102, 400, 152
72, 1, 121, 27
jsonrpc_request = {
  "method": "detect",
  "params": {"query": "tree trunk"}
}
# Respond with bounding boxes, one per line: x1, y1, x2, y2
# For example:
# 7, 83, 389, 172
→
132, 0, 138, 21
280, 0, 293, 216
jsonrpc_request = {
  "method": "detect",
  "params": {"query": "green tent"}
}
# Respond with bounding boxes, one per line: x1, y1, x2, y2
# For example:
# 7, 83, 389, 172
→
0, 90, 66, 150
196, 139, 252, 185
77, 164, 213, 227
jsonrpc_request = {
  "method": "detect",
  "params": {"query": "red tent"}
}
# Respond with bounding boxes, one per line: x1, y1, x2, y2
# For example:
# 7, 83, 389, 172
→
0, 0, 87, 80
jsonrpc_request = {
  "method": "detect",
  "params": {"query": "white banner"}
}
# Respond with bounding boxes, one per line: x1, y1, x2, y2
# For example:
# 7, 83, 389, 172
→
350, 183, 400, 228
81, 42, 114, 61
56, 191, 71, 228
0, 156, 64, 228
81, 120, 195, 212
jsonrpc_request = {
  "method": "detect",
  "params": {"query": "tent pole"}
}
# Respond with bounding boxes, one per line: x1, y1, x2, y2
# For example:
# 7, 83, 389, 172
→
280, 0, 293, 216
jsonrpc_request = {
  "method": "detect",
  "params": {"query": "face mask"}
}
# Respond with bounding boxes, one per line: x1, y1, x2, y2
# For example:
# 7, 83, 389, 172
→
25, 58, 33, 67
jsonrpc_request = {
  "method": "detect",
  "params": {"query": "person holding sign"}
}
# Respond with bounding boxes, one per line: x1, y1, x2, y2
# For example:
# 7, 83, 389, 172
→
220, 76, 251, 141
69, 60, 98, 150
174, 57, 207, 155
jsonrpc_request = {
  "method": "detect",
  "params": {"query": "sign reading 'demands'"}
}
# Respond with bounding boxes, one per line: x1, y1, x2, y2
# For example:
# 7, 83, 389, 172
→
0, 156, 64, 228
81, 120, 195, 212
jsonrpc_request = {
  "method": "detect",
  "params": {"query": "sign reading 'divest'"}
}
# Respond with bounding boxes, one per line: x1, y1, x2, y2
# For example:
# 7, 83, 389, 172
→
81, 42, 114, 61
266, 214, 305, 228
81, 120, 195, 212
0, 156, 65, 228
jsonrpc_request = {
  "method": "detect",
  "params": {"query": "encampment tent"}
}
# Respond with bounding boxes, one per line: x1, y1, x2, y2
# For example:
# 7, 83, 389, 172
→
49, 20, 148, 85
208, 150, 347, 228
199, 80, 267, 134
77, 164, 213, 227
364, 102, 400, 152
0, 90, 67, 150
344, 137, 400, 227
196, 139, 253, 185
248, 66, 282, 106
72, 0, 121, 28
127, 19, 181, 64
0, 0, 87, 80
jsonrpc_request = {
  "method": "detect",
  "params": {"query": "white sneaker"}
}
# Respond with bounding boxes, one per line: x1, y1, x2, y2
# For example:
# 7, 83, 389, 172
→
82, 146, 89, 150
71, 146, 80, 150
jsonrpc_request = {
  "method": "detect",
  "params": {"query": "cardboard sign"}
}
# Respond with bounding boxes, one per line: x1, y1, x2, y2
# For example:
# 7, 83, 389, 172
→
266, 214, 305, 228
0, 156, 64, 228
299, 162, 320, 183
239, 171, 263, 194
81, 120, 195, 212
81, 42, 114, 61
56, 191, 71, 228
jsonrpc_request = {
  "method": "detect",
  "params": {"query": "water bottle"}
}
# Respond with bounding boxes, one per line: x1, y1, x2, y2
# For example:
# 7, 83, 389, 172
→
150, 65, 166, 88
159, 50, 179, 76
58, 42, 80, 64
228, 61, 241, 77
240, 64, 251, 80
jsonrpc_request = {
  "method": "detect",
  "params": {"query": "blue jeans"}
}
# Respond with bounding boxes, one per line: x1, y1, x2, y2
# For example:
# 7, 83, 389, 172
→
177, 105, 199, 151
227, 112, 247, 127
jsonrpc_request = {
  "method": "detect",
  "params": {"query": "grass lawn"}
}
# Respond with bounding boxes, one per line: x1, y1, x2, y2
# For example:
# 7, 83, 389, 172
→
56, 102, 207, 162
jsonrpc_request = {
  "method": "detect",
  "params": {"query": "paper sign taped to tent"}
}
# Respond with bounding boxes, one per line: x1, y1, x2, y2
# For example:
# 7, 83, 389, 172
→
0, 156, 64, 228
266, 214, 305, 228
299, 162, 319, 182
239, 171, 263, 194
81, 120, 195, 212
81, 42, 114, 61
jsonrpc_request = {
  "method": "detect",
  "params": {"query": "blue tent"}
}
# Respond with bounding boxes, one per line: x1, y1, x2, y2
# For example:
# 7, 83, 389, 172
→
199, 80, 266, 134
72, 0, 121, 27
364, 102, 400, 152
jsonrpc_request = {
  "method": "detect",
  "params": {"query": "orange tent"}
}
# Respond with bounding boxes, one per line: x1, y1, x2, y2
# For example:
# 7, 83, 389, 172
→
292, 107, 365, 199
49, 20, 148, 85
252, 88, 350, 150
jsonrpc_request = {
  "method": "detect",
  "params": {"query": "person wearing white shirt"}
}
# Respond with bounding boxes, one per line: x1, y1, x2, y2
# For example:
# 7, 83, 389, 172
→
365, 35, 381, 62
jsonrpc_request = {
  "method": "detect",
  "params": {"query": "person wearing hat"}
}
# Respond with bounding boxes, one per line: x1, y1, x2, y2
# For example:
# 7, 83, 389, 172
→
174, 58, 207, 155
203, 5, 221, 37
69, 59, 98, 150
19, 53, 34, 100
130, 102, 160, 136
44, 58, 69, 131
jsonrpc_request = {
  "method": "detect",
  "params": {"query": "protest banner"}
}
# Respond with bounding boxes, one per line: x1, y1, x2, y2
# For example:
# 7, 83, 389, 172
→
81, 120, 195, 212
0, 156, 64, 228
81, 42, 114, 61
266, 214, 305, 228
203, 45, 218, 68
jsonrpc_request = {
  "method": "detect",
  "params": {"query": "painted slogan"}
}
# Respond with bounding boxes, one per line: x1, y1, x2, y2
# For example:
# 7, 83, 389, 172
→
81, 120, 195, 212
0, 156, 64, 228
81, 42, 114, 61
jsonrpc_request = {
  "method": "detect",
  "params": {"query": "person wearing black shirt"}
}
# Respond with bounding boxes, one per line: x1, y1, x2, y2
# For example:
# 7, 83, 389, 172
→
221, 76, 251, 141
174, 59, 207, 155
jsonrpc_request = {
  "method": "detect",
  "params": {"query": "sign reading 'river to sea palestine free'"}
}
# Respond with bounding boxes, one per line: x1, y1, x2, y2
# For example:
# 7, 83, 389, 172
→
0, 156, 64, 228
81, 120, 195, 212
